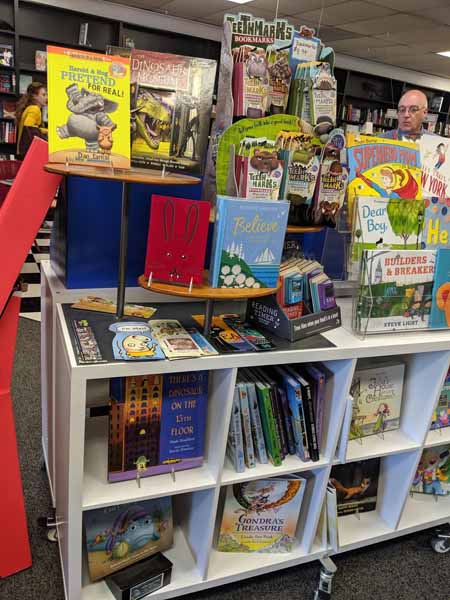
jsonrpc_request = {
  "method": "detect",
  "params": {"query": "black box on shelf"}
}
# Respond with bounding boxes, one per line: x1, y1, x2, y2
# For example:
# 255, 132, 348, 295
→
105, 552, 172, 600
246, 294, 341, 342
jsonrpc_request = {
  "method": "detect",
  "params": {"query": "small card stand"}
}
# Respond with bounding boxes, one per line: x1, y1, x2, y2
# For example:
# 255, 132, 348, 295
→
247, 294, 341, 342
354, 506, 361, 521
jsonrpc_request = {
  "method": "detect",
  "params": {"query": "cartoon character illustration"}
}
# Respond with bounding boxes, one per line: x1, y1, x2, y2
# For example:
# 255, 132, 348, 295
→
87, 506, 161, 559
109, 322, 164, 361
131, 88, 172, 151
246, 51, 268, 79
355, 166, 419, 199
56, 84, 118, 152
373, 402, 390, 433
435, 143, 447, 169
435, 282, 450, 327
120, 335, 158, 358
421, 450, 450, 496
250, 149, 279, 173
134, 455, 149, 474
438, 409, 450, 428
330, 477, 371, 500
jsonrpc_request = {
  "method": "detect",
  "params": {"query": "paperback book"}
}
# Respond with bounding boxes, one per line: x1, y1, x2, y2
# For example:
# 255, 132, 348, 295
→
209, 196, 289, 289
429, 248, 450, 328
411, 445, 450, 496
355, 249, 436, 333
349, 360, 405, 439
108, 372, 209, 482
430, 368, 450, 430
84, 497, 173, 581
47, 46, 131, 167
130, 49, 216, 174
329, 458, 380, 516
217, 477, 306, 553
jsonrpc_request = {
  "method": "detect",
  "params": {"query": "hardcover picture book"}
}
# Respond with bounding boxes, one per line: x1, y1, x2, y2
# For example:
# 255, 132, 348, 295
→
35, 50, 47, 71
144, 195, 210, 286
209, 196, 289, 289
430, 368, 450, 430
355, 249, 436, 333
84, 497, 173, 581
420, 133, 450, 201
0, 44, 13, 66
429, 248, 450, 328
346, 133, 422, 227
47, 46, 131, 168
217, 477, 306, 553
411, 445, 450, 496
329, 458, 380, 516
130, 49, 216, 174
349, 360, 405, 439
108, 372, 208, 482
423, 197, 450, 250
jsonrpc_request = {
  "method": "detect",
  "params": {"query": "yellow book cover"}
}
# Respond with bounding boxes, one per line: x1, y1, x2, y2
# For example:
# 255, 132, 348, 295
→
47, 45, 130, 168
217, 478, 306, 553
346, 133, 422, 227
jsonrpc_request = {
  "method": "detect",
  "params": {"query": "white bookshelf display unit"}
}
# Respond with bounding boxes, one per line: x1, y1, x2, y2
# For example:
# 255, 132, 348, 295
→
40, 260, 450, 600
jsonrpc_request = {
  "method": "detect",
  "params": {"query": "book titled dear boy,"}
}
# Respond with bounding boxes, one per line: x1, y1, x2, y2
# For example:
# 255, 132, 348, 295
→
217, 477, 306, 553
209, 197, 289, 289
47, 46, 130, 167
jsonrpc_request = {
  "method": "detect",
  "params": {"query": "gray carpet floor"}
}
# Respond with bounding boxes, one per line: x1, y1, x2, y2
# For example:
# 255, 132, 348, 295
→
2, 317, 449, 599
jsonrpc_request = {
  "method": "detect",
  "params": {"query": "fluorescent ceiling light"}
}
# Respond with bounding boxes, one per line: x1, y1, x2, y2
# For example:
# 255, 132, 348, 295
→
437, 51, 450, 58
225, 0, 254, 4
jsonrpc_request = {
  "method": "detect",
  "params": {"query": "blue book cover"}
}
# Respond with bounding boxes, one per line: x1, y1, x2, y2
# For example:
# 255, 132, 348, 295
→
159, 371, 209, 464
429, 248, 450, 328
209, 197, 289, 288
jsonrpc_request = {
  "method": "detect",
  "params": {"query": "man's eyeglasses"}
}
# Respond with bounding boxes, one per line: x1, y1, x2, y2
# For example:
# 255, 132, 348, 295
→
398, 105, 426, 115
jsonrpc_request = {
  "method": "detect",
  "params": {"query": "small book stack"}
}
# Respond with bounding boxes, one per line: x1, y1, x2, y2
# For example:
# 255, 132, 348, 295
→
226, 364, 332, 471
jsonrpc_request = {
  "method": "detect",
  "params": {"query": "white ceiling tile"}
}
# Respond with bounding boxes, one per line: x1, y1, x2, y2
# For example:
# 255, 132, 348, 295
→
202, 6, 282, 26
338, 13, 430, 35
161, 0, 234, 19
413, 7, 450, 26
295, 1, 396, 27
370, 0, 449, 10
251, 0, 349, 14
375, 23, 450, 44
330, 36, 394, 52
105, 0, 169, 8
315, 26, 363, 41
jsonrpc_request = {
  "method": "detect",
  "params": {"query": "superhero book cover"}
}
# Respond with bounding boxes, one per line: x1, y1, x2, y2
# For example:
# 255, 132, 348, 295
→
47, 46, 130, 168
329, 458, 380, 516
130, 50, 216, 174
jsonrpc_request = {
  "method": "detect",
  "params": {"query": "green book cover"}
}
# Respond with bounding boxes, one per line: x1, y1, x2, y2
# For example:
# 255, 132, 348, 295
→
255, 382, 282, 466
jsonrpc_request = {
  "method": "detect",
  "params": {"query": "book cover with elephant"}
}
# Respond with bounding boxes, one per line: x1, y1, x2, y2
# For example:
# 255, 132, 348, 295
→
429, 248, 450, 329
84, 497, 173, 581
217, 477, 306, 553
329, 458, 380, 516
130, 50, 216, 174
47, 46, 130, 168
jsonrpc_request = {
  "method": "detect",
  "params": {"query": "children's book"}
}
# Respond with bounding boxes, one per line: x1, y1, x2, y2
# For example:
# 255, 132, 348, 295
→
241, 373, 268, 464
108, 322, 165, 361
420, 133, 450, 201
430, 369, 450, 430
209, 196, 289, 289
35, 50, 47, 71
217, 477, 306, 553
349, 359, 405, 439
227, 387, 245, 473
130, 49, 216, 174
350, 196, 425, 278
84, 497, 173, 581
346, 133, 422, 228
411, 445, 450, 496
148, 319, 203, 359
423, 197, 450, 250
329, 458, 380, 516
0, 44, 13, 66
47, 46, 130, 168
192, 314, 254, 353
108, 372, 208, 482
144, 195, 210, 286
237, 382, 256, 468
355, 249, 436, 333
429, 248, 450, 328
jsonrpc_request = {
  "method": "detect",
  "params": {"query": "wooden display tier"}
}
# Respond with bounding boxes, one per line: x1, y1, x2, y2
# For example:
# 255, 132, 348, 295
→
44, 163, 200, 186
138, 272, 278, 335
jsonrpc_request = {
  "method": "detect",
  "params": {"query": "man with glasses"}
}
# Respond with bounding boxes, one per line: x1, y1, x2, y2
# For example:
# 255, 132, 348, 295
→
381, 89, 430, 142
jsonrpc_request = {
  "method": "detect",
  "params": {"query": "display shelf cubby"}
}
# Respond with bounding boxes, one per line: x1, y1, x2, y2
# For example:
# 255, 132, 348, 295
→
425, 427, 450, 449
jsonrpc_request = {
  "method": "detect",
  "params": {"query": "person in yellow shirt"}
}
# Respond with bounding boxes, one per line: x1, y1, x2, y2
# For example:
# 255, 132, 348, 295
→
15, 81, 48, 158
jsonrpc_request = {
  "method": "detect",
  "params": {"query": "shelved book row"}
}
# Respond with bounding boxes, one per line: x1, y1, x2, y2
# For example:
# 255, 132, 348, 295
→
227, 364, 331, 472
0, 119, 15, 143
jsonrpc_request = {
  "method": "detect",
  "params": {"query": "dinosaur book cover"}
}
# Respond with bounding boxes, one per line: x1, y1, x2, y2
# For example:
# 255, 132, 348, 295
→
329, 458, 380, 516
130, 50, 216, 174
349, 360, 405, 440
411, 445, 450, 496
217, 477, 306, 553
346, 133, 422, 228
84, 497, 173, 581
355, 249, 436, 333
108, 372, 209, 483
209, 196, 289, 289
47, 46, 130, 168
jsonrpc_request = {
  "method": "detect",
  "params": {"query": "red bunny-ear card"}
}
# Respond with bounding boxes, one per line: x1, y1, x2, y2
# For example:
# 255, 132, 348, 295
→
144, 195, 210, 286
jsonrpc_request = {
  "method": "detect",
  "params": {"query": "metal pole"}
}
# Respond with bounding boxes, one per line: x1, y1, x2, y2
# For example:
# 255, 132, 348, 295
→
203, 299, 214, 336
116, 181, 130, 319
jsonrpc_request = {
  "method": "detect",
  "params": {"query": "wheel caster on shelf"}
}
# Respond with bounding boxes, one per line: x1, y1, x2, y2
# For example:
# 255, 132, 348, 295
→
40, 454, 46, 472
430, 523, 450, 553
37, 511, 60, 543
313, 556, 337, 599
47, 528, 58, 543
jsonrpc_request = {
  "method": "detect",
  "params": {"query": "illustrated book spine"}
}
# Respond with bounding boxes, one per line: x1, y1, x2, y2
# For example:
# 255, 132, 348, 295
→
255, 382, 282, 466
227, 387, 245, 473
245, 379, 268, 464
237, 382, 256, 468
